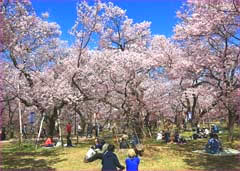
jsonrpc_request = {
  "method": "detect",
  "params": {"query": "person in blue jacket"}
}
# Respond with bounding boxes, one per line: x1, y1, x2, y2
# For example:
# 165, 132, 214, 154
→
205, 133, 221, 154
125, 149, 140, 171
101, 144, 125, 171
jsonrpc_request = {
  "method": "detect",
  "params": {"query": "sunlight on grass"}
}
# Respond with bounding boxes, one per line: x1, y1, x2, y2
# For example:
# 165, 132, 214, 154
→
1, 127, 240, 170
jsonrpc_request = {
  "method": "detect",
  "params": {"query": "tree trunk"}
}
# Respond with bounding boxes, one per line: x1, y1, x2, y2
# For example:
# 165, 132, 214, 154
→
18, 90, 23, 145
75, 108, 86, 136
57, 116, 63, 147
47, 109, 58, 137
9, 122, 14, 138
133, 112, 143, 139
228, 112, 236, 142
48, 117, 56, 137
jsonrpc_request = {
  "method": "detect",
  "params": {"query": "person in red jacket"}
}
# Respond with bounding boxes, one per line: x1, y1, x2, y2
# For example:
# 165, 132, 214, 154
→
66, 122, 72, 137
44, 136, 54, 147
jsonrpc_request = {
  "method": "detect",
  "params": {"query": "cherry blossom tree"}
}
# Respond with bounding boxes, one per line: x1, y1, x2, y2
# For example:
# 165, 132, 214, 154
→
69, 0, 156, 137
4, 0, 240, 142
98, 2, 151, 52
0, 0, 72, 138
174, 0, 240, 140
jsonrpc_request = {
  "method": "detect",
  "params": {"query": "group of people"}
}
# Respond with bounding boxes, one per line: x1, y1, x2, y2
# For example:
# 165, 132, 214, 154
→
43, 122, 73, 148
156, 130, 186, 144
43, 121, 223, 157
43, 136, 65, 147
84, 138, 141, 171
192, 124, 223, 154
119, 134, 141, 148
86, 122, 103, 138
192, 127, 209, 140
193, 124, 220, 140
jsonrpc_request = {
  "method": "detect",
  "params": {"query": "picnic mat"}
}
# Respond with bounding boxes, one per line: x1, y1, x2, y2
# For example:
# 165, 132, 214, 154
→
193, 148, 240, 156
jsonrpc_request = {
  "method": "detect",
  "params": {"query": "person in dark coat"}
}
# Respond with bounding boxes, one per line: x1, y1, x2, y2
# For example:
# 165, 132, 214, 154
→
87, 123, 93, 138
22, 124, 27, 139
101, 144, 125, 171
163, 130, 171, 143
120, 137, 129, 149
130, 134, 140, 148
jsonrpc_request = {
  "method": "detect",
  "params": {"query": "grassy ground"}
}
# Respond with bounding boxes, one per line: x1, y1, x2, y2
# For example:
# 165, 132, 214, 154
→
1, 126, 240, 170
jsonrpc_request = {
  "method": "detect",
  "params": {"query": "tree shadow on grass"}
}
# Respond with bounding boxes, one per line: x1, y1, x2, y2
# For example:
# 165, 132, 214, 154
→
183, 153, 240, 170
169, 139, 240, 170
1, 142, 67, 169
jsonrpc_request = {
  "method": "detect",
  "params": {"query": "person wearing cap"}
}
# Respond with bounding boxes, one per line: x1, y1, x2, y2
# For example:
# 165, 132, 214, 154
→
125, 149, 140, 171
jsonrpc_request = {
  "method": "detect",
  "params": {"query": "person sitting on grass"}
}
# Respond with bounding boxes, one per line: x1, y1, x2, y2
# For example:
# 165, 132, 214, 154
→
134, 144, 144, 157
211, 124, 219, 134
84, 140, 108, 163
173, 131, 180, 143
130, 134, 140, 148
173, 131, 187, 144
125, 149, 140, 171
163, 130, 171, 143
101, 144, 125, 171
120, 137, 129, 149
156, 131, 163, 141
204, 128, 210, 137
44, 136, 54, 147
192, 129, 203, 140
94, 138, 103, 150
55, 137, 62, 147
214, 133, 223, 152
205, 133, 221, 154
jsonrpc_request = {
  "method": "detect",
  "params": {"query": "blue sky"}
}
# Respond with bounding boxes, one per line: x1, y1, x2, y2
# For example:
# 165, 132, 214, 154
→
32, 0, 185, 44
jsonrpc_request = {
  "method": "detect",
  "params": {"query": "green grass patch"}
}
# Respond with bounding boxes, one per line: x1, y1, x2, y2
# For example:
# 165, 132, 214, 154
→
1, 127, 240, 170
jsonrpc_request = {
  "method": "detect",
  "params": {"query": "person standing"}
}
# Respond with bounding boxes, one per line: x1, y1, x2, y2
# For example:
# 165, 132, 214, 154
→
22, 124, 27, 139
66, 122, 72, 137
95, 122, 99, 137
101, 144, 125, 171
87, 122, 93, 138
